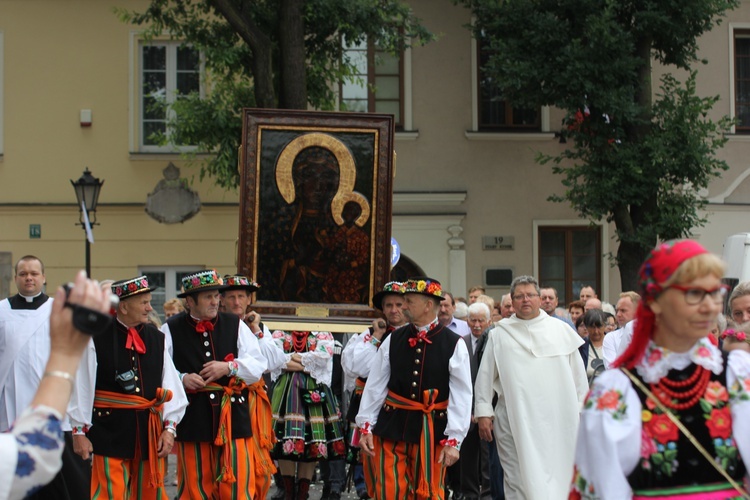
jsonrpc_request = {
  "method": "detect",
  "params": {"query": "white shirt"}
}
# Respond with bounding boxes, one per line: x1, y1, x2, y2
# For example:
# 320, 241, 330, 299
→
448, 316, 471, 337
342, 326, 387, 380
602, 320, 635, 368
250, 323, 287, 375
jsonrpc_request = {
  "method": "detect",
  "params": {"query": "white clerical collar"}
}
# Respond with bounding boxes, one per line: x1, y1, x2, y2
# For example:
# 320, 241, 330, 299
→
635, 337, 723, 383
20, 291, 43, 303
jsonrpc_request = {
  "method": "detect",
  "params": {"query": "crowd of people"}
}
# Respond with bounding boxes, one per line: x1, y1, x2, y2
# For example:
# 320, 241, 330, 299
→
1, 240, 750, 499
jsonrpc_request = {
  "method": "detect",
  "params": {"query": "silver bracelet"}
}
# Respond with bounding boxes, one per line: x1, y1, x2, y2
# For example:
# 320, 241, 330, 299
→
44, 370, 75, 387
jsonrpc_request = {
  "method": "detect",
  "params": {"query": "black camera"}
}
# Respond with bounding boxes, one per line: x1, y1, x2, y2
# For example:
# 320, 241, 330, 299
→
115, 370, 138, 394
61, 282, 115, 336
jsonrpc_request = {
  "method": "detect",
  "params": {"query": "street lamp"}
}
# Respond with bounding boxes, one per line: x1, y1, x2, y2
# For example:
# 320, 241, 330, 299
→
71, 168, 104, 277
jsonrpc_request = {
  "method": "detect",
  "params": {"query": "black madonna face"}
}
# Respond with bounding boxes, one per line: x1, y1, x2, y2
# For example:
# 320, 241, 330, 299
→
293, 147, 340, 208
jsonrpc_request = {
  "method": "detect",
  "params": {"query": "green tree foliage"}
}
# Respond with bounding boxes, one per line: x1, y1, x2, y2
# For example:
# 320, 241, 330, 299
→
117, 0, 432, 188
462, 0, 737, 290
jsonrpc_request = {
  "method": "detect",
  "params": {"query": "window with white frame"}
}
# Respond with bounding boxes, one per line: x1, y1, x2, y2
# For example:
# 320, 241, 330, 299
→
340, 39, 404, 129
476, 35, 539, 131
139, 266, 202, 321
139, 41, 201, 151
734, 29, 750, 133
0, 31, 4, 156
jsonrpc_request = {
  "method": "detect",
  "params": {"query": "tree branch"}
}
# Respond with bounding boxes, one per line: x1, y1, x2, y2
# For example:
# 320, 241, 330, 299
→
210, 0, 276, 107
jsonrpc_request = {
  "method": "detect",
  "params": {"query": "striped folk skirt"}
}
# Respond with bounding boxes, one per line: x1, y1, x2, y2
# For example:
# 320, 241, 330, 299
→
270, 371, 346, 462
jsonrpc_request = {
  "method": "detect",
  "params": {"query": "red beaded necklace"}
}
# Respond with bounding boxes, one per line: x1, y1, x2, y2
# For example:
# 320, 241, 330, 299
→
649, 364, 710, 410
291, 331, 310, 353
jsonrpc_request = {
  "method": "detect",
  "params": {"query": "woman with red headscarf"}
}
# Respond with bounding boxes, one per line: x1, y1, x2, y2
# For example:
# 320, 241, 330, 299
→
570, 240, 750, 499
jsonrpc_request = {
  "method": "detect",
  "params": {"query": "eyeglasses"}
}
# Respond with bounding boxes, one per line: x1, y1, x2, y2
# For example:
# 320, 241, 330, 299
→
512, 293, 539, 301
667, 284, 728, 305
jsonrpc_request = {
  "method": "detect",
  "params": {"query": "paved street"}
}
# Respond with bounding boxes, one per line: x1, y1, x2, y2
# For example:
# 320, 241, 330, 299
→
163, 455, 364, 499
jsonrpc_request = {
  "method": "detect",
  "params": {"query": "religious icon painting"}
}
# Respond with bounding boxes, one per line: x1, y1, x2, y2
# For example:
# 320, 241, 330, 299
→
238, 109, 395, 328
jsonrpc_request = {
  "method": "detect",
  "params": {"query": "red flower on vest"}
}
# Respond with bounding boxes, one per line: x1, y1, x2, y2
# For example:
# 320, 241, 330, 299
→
706, 407, 732, 439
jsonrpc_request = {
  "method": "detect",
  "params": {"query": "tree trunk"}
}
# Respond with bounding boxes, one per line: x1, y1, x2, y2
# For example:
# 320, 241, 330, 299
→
634, 37, 653, 112
251, 44, 277, 108
278, 0, 307, 109
613, 35, 655, 292
611, 199, 655, 293
212, 0, 277, 107
616, 238, 648, 293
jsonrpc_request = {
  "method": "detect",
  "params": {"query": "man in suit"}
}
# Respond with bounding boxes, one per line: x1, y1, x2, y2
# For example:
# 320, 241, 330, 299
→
459, 302, 492, 500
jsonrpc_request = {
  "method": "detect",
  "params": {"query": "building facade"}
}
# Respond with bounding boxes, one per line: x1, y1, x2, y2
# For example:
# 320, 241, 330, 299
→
1, 0, 749, 312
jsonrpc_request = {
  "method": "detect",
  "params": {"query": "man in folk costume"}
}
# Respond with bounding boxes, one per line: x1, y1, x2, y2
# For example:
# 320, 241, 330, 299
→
0, 255, 90, 500
341, 281, 407, 498
69, 275, 187, 499
357, 277, 472, 500
474, 275, 588, 499
220, 275, 286, 500
162, 270, 267, 499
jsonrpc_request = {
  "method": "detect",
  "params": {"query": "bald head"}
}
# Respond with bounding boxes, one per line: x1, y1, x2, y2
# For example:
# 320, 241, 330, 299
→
584, 298, 602, 311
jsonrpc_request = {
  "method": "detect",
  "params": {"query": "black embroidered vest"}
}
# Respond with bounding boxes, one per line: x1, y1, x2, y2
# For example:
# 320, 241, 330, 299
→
373, 323, 460, 444
168, 312, 251, 442
88, 322, 165, 459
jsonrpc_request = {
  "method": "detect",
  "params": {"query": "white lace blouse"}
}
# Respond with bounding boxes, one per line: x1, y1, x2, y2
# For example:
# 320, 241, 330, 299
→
269, 331, 334, 386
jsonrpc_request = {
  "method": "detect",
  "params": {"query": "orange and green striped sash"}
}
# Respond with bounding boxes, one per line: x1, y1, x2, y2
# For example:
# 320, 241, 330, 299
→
196, 377, 248, 483
384, 389, 448, 498
93, 388, 173, 488
248, 380, 276, 473
354, 377, 367, 396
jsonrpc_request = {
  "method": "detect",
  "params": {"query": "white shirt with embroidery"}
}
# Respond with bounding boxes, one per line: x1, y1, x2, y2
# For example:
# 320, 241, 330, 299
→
251, 323, 287, 376
341, 326, 384, 380
571, 337, 750, 499
270, 331, 334, 386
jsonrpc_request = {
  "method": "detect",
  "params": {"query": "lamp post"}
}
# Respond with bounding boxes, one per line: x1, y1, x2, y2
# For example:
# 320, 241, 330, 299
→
71, 168, 104, 277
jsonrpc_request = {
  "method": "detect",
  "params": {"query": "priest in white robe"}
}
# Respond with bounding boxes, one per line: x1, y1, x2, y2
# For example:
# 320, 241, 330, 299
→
0, 257, 55, 431
0, 255, 90, 500
474, 275, 588, 500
